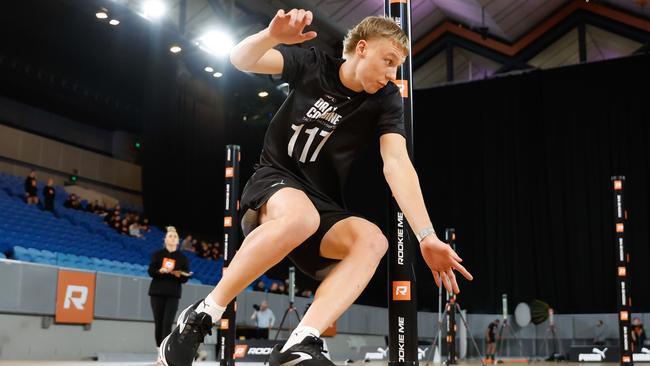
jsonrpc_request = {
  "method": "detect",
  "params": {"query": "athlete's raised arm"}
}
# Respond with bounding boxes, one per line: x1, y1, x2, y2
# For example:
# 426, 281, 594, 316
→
230, 9, 317, 74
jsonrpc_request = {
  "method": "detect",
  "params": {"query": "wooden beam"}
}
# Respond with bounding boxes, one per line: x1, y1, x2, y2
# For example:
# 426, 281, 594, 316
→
413, 0, 650, 57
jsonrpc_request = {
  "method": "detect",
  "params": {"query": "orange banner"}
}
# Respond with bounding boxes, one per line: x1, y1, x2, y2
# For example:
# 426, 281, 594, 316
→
55, 270, 96, 324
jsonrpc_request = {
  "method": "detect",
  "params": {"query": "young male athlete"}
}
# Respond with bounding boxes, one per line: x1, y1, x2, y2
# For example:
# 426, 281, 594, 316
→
160, 8, 473, 366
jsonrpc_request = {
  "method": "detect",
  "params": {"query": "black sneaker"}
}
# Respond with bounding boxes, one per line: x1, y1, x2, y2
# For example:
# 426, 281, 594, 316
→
269, 336, 334, 366
159, 299, 214, 366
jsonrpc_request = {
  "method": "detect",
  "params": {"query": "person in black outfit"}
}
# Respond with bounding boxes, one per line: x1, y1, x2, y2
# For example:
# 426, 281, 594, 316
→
161, 10, 473, 366
24, 170, 39, 205
486, 319, 500, 362
632, 317, 647, 352
42, 179, 55, 212
148, 226, 191, 355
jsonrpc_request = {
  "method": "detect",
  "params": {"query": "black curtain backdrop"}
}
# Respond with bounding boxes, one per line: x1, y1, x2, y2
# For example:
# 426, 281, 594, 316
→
409, 53, 650, 313
141, 47, 226, 238
142, 52, 650, 314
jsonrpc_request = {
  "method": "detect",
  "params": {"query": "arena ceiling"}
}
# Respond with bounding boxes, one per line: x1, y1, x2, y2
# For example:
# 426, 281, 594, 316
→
0, 0, 648, 133
116, 0, 650, 87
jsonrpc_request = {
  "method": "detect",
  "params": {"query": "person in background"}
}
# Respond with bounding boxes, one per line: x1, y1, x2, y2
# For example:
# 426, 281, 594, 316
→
593, 319, 605, 346
251, 300, 275, 339
129, 221, 143, 238
24, 170, 39, 205
210, 242, 221, 260
42, 179, 55, 212
140, 217, 151, 232
120, 218, 130, 235
181, 235, 196, 252
148, 226, 191, 360
63, 194, 82, 210
485, 319, 500, 363
632, 317, 646, 352
85, 199, 98, 213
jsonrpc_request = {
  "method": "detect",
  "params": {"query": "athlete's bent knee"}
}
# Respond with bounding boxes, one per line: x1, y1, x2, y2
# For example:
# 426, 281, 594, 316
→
355, 232, 388, 260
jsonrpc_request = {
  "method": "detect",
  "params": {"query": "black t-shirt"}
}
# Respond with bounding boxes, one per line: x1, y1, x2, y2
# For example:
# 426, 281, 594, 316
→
24, 177, 37, 195
488, 322, 498, 338
256, 45, 405, 206
43, 186, 55, 202
148, 248, 190, 298
633, 324, 646, 343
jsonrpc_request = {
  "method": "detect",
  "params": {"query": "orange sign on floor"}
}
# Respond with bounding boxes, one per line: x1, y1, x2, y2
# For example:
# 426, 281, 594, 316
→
55, 270, 96, 324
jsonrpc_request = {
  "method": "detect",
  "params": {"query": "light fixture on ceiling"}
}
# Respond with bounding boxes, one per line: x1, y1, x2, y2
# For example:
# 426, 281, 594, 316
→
196, 31, 234, 57
213, 72, 223, 78
204, 66, 214, 73
169, 45, 182, 54
96, 9, 108, 19
143, 0, 167, 19
258, 91, 269, 98
109, 19, 120, 26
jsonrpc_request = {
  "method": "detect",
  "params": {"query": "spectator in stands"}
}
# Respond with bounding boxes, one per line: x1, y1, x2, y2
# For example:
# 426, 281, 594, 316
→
300, 289, 313, 298
181, 235, 196, 252
197, 241, 210, 258
269, 282, 280, 294
140, 217, 151, 232
255, 279, 267, 292
86, 199, 99, 213
63, 194, 82, 210
120, 218, 131, 235
632, 317, 646, 351
250, 300, 275, 339
24, 170, 39, 205
129, 221, 143, 238
91, 201, 107, 217
104, 206, 121, 223
210, 242, 221, 260
42, 179, 55, 212
148, 226, 191, 355
110, 216, 122, 233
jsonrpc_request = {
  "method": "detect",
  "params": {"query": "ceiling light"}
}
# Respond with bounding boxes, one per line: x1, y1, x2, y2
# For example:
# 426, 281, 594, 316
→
109, 19, 120, 26
204, 66, 214, 73
169, 45, 182, 54
258, 91, 269, 98
213, 72, 223, 78
143, 1, 167, 19
197, 31, 234, 57
96, 11, 108, 19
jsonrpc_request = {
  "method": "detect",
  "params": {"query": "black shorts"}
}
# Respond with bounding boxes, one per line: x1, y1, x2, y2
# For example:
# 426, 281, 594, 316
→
240, 166, 359, 281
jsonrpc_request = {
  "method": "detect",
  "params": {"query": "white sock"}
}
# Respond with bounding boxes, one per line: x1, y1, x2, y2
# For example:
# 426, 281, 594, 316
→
195, 295, 226, 321
280, 325, 320, 352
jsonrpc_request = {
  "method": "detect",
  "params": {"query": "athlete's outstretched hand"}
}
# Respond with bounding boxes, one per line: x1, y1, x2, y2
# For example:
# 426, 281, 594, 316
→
268, 9, 317, 44
420, 235, 473, 294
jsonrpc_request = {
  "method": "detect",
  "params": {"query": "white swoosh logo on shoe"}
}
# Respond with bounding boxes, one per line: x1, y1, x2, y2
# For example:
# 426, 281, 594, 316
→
280, 352, 313, 366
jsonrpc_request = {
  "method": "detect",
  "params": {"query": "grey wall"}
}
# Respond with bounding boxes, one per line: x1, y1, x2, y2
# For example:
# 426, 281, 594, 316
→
1, 259, 647, 361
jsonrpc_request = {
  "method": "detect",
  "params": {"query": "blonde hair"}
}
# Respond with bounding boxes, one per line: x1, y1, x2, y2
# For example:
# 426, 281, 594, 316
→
166, 226, 177, 234
342, 16, 409, 59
